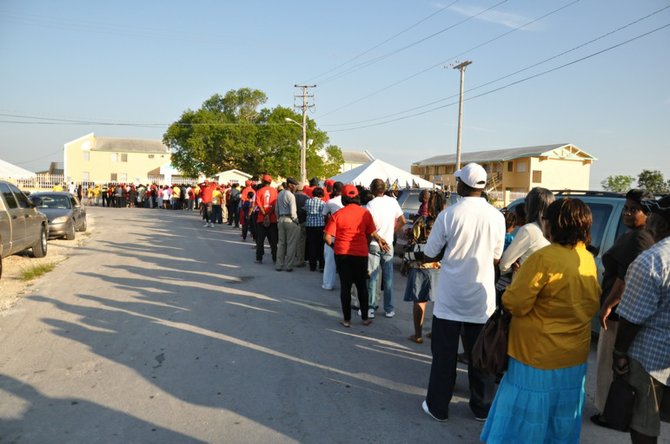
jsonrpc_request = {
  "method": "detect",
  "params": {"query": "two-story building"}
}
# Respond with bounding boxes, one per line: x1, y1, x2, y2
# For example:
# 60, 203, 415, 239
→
411, 143, 596, 205
64, 133, 171, 184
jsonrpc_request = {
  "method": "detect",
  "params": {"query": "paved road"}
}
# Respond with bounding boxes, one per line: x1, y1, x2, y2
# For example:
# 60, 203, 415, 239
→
0, 206, 655, 443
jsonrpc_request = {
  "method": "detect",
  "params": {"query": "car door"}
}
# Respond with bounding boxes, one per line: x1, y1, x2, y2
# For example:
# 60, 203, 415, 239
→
0, 182, 24, 253
9, 183, 40, 250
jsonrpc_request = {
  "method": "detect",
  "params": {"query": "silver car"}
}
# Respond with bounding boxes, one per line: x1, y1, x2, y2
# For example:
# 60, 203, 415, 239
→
0, 180, 49, 279
29, 192, 87, 240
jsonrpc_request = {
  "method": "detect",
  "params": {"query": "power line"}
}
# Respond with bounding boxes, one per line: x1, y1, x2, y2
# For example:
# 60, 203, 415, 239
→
318, 0, 509, 85
322, 4, 670, 127
323, 22, 670, 133
318, 0, 579, 119
306, 1, 459, 83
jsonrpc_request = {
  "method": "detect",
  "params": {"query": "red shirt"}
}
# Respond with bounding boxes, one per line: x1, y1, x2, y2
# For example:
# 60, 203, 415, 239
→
324, 204, 376, 257
200, 183, 216, 204
255, 185, 278, 223
241, 186, 255, 202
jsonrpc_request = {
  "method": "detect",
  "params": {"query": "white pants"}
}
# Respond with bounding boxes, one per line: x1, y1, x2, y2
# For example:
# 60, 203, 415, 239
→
322, 242, 337, 290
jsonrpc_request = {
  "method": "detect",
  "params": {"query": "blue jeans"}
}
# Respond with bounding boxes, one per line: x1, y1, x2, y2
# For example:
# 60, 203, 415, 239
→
367, 243, 394, 313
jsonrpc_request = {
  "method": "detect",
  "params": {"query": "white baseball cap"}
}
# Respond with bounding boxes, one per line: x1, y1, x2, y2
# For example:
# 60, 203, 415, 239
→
455, 163, 487, 189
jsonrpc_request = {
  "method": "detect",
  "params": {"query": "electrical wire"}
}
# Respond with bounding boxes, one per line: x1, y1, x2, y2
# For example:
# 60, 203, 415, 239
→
322, 22, 670, 133
306, 1, 459, 83
322, 4, 670, 127
318, 0, 580, 119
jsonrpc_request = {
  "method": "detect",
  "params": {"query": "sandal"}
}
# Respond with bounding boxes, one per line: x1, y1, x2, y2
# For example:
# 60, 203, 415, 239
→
426, 331, 432, 339
362, 319, 373, 326
408, 335, 424, 344
340, 320, 351, 328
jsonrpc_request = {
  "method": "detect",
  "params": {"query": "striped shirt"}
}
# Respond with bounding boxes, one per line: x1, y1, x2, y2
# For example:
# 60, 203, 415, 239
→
305, 197, 325, 227
617, 237, 670, 385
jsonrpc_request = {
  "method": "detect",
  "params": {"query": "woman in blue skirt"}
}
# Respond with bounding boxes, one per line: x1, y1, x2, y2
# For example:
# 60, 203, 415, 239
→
481, 198, 600, 443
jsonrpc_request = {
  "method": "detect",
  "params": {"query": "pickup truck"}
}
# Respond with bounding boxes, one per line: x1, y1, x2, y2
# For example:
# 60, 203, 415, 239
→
0, 180, 49, 279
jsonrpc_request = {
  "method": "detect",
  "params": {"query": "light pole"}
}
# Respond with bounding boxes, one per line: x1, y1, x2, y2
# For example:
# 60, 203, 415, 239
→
452, 60, 472, 170
285, 117, 307, 183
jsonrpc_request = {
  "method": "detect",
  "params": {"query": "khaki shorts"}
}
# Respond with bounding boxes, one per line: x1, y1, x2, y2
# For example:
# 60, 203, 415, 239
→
627, 358, 670, 437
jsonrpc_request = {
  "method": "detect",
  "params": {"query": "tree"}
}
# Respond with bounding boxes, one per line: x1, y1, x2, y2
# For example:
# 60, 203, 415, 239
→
601, 175, 634, 193
163, 88, 342, 179
637, 169, 669, 194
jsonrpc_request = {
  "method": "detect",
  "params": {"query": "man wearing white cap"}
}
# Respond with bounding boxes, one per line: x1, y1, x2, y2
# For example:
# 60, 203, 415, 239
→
420, 162, 505, 422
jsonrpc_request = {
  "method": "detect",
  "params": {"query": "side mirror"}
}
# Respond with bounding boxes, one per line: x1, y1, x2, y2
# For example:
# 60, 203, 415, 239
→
30, 198, 42, 207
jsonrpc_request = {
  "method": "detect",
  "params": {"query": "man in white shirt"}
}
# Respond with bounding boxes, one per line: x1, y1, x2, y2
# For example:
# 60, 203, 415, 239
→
366, 178, 405, 318
420, 163, 505, 422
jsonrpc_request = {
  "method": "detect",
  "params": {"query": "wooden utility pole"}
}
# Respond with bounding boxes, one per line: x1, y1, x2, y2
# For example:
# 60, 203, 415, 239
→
293, 84, 316, 183
452, 61, 471, 170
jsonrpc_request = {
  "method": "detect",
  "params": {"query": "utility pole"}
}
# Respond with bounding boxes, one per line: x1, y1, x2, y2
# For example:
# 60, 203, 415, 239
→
293, 84, 316, 183
452, 61, 471, 170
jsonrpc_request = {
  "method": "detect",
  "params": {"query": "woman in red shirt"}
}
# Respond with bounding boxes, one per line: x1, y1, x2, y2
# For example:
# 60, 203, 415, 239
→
324, 185, 389, 327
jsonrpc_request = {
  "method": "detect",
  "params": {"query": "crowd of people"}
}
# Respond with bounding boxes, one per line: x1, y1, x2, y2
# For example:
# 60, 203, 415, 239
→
66, 162, 669, 443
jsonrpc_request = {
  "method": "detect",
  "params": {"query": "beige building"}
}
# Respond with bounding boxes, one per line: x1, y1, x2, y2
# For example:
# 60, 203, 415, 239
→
340, 150, 375, 173
411, 143, 596, 204
64, 133, 171, 184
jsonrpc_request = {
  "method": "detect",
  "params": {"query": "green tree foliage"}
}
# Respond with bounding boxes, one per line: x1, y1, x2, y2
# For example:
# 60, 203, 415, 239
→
601, 175, 635, 193
637, 169, 669, 194
163, 88, 342, 179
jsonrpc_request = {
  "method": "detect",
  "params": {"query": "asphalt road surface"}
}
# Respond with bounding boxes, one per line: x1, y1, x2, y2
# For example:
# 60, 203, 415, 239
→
0, 206, 657, 443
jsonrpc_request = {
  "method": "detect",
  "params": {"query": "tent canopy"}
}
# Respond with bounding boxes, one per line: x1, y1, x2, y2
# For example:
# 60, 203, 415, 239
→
329, 159, 436, 189
0, 158, 36, 179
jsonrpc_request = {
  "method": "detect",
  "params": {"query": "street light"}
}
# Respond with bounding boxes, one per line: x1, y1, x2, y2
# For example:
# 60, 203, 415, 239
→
285, 117, 307, 183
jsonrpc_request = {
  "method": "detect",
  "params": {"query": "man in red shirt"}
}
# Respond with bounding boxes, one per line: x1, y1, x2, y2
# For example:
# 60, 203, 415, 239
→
254, 174, 279, 263
199, 180, 216, 227
324, 184, 388, 327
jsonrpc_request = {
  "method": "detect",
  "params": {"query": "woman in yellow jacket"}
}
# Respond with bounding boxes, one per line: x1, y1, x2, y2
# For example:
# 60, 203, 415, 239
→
481, 198, 600, 443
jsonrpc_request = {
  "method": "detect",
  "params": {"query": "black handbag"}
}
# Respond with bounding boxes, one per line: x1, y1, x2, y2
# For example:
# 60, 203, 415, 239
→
602, 377, 635, 432
472, 306, 511, 377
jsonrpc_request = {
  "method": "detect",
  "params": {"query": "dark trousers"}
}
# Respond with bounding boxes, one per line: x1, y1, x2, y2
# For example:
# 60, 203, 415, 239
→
335, 255, 369, 322
306, 226, 325, 271
212, 205, 222, 224
256, 222, 278, 262
426, 317, 495, 420
229, 205, 240, 227
201, 204, 211, 223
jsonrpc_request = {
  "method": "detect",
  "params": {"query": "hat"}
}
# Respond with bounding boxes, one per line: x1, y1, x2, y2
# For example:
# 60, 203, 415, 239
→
342, 184, 359, 198
286, 177, 299, 186
324, 179, 335, 187
455, 163, 487, 189
296, 182, 305, 191
641, 196, 670, 222
245, 180, 251, 187
262, 174, 272, 183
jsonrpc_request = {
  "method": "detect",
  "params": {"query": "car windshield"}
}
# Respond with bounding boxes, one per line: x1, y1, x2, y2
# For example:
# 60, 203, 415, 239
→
33, 195, 72, 209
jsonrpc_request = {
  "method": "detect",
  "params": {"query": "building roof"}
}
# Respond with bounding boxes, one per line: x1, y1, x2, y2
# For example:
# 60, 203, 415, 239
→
36, 161, 64, 175
91, 137, 169, 154
413, 143, 596, 166
342, 150, 375, 164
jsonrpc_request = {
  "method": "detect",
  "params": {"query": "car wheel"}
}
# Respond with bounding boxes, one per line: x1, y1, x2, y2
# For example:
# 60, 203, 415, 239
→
32, 226, 48, 258
79, 217, 87, 232
65, 220, 76, 240
0, 253, 3, 280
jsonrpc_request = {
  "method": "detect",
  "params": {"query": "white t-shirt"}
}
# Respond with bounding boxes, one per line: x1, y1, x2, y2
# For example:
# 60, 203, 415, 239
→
366, 194, 403, 245
322, 195, 343, 217
498, 221, 550, 273
424, 196, 506, 324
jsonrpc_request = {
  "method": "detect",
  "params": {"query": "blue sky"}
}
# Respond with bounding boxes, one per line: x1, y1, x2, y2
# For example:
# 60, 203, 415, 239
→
1, 0, 668, 188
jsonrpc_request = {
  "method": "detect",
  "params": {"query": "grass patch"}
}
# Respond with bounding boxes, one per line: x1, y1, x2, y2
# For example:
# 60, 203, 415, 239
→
20, 263, 56, 281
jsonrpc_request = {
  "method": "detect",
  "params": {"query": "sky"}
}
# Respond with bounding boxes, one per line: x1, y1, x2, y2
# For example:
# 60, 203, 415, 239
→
1, 0, 669, 189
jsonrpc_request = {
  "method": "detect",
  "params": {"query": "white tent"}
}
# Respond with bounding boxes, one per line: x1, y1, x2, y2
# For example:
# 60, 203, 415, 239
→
0, 158, 36, 180
329, 159, 436, 189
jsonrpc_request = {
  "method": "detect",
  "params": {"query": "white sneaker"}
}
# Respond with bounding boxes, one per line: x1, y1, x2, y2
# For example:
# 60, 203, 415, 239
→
368, 308, 375, 319
422, 400, 448, 422
209, 223, 214, 227
384, 311, 395, 318
203, 223, 209, 227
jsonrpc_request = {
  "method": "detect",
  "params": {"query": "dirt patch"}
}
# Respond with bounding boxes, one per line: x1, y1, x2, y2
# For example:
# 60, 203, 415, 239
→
0, 217, 94, 312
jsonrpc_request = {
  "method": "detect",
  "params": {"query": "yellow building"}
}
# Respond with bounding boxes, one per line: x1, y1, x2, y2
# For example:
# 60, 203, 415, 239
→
411, 143, 596, 205
64, 133, 171, 184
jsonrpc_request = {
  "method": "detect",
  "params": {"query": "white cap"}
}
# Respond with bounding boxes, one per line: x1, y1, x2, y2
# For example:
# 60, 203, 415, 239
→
454, 163, 487, 189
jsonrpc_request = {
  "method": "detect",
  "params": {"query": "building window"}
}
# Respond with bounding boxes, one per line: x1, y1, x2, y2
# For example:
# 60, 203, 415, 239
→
121, 153, 128, 162
111, 153, 118, 162
516, 161, 527, 173
532, 170, 542, 183
83, 152, 90, 161
507, 161, 513, 172
110, 173, 117, 181
148, 154, 154, 159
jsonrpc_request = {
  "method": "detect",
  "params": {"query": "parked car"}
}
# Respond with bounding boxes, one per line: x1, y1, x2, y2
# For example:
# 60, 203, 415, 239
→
0, 180, 49, 279
394, 188, 459, 256
29, 192, 87, 240
506, 190, 631, 332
